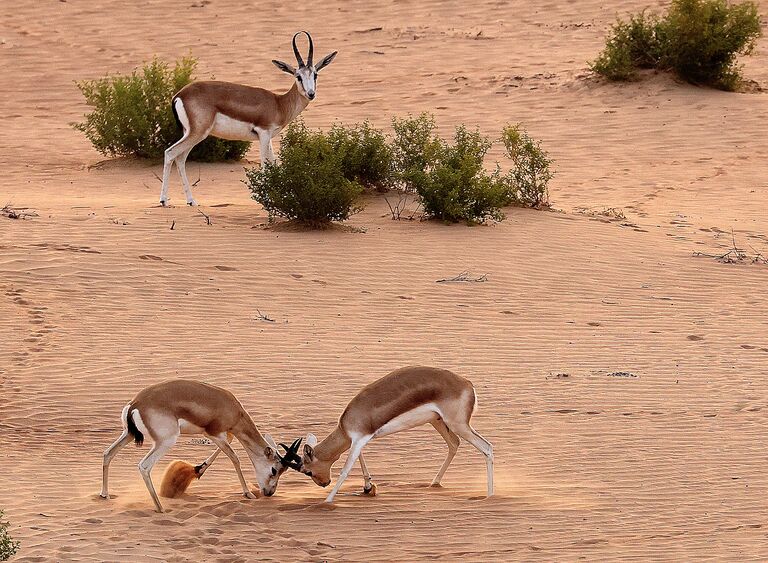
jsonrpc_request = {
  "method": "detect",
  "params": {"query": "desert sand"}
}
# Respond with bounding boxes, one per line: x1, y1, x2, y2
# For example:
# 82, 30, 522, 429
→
2, 0, 768, 560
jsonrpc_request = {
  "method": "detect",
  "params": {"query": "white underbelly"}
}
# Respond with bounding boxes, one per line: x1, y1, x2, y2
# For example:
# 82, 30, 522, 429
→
178, 418, 205, 435
373, 403, 441, 439
210, 113, 259, 141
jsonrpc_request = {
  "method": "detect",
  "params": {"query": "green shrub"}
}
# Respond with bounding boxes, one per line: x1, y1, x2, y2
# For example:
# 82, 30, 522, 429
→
663, 0, 762, 89
590, 11, 666, 80
329, 121, 395, 190
0, 510, 19, 561
391, 113, 443, 190
245, 121, 363, 226
497, 125, 553, 208
409, 126, 506, 224
73, 57, 250, 161
590, 0, 762, 89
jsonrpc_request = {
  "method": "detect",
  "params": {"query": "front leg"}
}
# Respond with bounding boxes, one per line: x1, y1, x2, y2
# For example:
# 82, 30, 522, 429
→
325, 436, 371, 503
358, 452, 376, 496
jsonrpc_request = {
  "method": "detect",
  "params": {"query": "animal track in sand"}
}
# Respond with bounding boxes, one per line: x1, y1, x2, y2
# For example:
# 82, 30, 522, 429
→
5, 287, 53, 364
687, 335, 704, 341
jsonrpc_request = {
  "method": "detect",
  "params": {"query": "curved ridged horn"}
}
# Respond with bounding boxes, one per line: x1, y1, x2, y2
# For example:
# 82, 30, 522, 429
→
292, 32, 305, 68
277, 438, 303, 470
305, 31, 314, 67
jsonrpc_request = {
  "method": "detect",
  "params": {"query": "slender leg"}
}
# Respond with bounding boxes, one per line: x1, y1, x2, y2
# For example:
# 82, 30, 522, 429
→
325, 436, 371, 503
100, 430, 133, 498
175, 147, 197, 206
207, 433, 256, 499
138, 438, 177, 512
429, 419, 460, 487
160, 135, 189, 206
452, 424, 493, 497
259, 134, 274, 165
194, 433, 231, 477
358, 452, 374, 493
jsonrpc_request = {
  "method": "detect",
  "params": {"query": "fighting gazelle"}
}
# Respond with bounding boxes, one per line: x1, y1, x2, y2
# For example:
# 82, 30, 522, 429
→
100, 379, 302, 512
297, 366, 494, 503
160, 31, 337, 206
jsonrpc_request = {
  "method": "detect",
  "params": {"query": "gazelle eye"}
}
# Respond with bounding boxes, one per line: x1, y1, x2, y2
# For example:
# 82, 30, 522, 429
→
271, 467, 277, 476
306, 471, 313, 477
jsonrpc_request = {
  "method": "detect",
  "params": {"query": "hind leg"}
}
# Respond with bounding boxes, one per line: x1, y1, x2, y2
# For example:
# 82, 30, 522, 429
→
138, 436, 178, 512
175, 146, 201, 206
100, 430, 133, 499
451, 424, 493, 497
430, 419, 461, 487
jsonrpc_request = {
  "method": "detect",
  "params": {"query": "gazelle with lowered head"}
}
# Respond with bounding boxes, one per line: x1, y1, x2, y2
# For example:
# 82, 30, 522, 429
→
296, 366, 494, 503
160, 31, 337, 206
100, 379, 302, 512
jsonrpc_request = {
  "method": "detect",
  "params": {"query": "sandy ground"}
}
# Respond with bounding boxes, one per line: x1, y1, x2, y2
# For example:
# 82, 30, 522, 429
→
2, 0, 768, 560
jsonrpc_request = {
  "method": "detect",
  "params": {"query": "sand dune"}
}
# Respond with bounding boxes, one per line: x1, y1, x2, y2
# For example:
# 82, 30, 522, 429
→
2, 0, 768, 560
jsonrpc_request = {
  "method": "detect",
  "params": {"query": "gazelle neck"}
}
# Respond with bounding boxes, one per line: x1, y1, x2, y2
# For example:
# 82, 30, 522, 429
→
277, 83, 310, 126
233, 413, 269, 454
315, 426, 352, 464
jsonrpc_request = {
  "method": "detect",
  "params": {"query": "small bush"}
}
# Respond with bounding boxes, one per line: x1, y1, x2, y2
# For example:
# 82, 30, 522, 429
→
391, 113, 443, 190
497, 125, 553, 208
73, 57, 250, 161
408, 125, 506, 224
0, 510, 19, 561
329, 121, 395, 190
590, 11, 667, 80
245, 121, 363, 226
591, 0, 762, 89
664, 0, 762, 89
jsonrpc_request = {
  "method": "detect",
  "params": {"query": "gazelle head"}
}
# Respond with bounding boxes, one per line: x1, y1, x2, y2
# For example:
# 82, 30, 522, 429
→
296, 433, 333, 487
272, 31, 338, 101
259, 435, 302, 496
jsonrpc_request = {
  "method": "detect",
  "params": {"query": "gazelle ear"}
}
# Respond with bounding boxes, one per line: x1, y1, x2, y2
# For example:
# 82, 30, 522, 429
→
306, 433, 318, 447
264, 433, 278, 450
314, 51, 337, 72
303, 444, 315, 459
272, 59, 296, 75
264, 446, 274, 457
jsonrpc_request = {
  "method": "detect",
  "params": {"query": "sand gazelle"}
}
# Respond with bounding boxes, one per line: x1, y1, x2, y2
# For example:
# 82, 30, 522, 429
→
159, 31, 337, 207
296, 366, 494, 503
99, 379, 302, 512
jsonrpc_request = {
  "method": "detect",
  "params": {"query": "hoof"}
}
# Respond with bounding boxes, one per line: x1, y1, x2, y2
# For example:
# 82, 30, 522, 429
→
429, 482, 443, 488
99, 493, 109, 499
160, 200, 169, 207
363, 483, 377, 496
244, 491, 258, 500
187, 200, 198, 207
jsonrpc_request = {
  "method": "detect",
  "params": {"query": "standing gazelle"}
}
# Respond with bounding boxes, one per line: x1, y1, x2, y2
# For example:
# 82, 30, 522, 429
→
296, 366, 494, 503
100, 379, 302, 512
159, 31, 337, 206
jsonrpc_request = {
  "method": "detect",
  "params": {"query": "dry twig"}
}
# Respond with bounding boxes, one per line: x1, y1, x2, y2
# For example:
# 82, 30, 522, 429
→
436, 271, 489, 283
693, 229, 768, 265
1, 204, 38, 220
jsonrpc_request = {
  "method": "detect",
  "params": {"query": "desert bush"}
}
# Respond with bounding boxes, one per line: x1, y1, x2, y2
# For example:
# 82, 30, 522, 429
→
245, 121, 363, 226
73, 57, 250, 161
328, 121, 395, 190
497, 125, 553, 208
590, 11, 667, 80
0, 510, 19, 561
409, 126, 506, 224
663, 0, 762, 89
591, 0, 762, 89
391, 113, 443, 191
